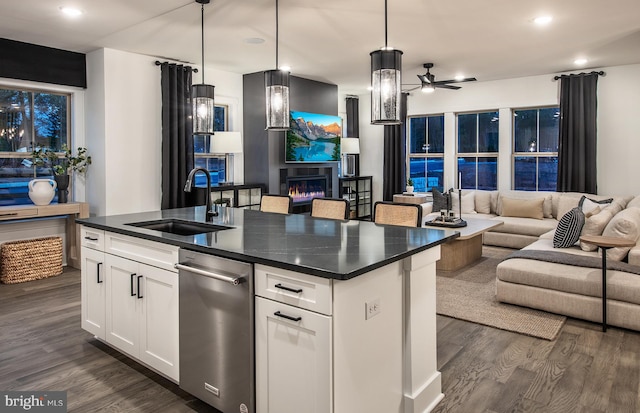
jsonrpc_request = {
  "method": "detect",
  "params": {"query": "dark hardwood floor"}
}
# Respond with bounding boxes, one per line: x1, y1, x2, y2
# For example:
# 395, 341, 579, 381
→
1, 267, 639, 412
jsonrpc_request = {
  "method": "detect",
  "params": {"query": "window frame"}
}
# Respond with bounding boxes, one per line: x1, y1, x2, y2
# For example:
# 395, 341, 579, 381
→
456, 110, 499, 190
511, 106, 559, 191
193, 104, 230, 186
406, 114, 445, 193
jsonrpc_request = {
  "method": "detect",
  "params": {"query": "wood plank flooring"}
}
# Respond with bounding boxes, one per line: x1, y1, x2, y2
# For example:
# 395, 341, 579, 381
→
2, 267, 640, 412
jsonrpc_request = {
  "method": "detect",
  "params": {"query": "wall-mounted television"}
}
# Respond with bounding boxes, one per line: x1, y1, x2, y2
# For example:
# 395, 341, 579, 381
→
285, 111, 342, 163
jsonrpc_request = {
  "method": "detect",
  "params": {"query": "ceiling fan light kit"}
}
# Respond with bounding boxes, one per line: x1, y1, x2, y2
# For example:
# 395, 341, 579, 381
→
192, 0, 215, 135
370, 0, 403, 125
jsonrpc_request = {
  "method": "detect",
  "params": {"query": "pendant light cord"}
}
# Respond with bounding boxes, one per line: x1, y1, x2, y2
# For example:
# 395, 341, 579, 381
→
275, 0, 279, 69
384, 0, 388, 48
201, 2, 205, 84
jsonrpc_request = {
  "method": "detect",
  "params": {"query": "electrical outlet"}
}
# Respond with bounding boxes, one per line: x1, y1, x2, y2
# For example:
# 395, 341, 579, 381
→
365, 298, 381, 320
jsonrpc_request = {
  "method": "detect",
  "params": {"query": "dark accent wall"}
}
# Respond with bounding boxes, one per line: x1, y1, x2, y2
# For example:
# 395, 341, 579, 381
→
0, 38, 87, 88
243, 72, 339, 194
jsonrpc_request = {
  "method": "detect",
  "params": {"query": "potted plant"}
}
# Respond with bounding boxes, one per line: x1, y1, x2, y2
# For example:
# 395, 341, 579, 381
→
406, 178, 415, 194
31, 144, 91, 203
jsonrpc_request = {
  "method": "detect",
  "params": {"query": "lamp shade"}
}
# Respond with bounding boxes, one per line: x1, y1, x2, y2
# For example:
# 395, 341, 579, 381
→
192, 84, 215, 135
265, 69, 290, 131
340, 137, 360, 155
370, 49, 403, 125
210, 131, 243, 154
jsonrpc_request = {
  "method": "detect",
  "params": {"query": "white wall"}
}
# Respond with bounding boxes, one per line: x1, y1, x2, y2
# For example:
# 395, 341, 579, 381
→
355, 63, 640, 202
85, 48, 244, 216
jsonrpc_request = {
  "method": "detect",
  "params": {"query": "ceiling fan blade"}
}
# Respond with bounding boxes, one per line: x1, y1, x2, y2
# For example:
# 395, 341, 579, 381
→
434, 84, 461, 90
432, 77, 477, 85
403, 85, 422, 92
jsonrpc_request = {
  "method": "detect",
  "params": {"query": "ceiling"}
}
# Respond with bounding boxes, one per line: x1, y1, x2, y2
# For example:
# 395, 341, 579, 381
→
2, 0, 640, 94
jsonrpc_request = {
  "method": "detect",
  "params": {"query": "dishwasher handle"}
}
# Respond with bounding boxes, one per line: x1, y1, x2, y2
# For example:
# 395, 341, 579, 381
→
175, 263, 243, 286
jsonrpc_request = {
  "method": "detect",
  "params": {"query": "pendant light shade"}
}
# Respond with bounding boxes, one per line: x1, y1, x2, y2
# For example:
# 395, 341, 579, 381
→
192, 0, 215, 135
265, 0, 290, 131
370, 0, 402, 125
265, 69, 290, 131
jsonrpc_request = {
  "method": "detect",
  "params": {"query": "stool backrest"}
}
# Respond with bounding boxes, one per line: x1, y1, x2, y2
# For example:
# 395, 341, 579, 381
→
310, 198, 349, 220
260, 194, 292, 214
373, 201, 422, 227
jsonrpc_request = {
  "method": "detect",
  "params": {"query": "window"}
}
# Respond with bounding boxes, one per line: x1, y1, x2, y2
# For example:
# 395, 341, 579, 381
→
513, 107, 559, 191
193, 105, 228, 186
457, 111, 499, 190
408, 115, 444, 192
0, 87, 70, 206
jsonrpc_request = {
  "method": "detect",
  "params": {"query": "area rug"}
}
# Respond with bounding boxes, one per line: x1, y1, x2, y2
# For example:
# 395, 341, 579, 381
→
436, 246, 566, 340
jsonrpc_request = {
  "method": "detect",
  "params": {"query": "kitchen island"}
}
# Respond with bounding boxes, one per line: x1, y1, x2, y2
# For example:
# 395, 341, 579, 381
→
78, 206, 458, 413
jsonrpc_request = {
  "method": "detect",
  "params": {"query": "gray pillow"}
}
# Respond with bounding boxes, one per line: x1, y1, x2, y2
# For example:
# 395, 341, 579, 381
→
553, 207, 586, 248
432, 189, 450, 212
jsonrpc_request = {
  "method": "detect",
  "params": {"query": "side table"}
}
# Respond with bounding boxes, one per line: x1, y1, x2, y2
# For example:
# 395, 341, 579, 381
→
579, 234, 636, 332
392, 193, 429, 205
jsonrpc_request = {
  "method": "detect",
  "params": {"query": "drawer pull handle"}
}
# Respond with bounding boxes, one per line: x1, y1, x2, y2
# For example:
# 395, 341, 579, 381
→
274, 311, 301, 322
130, 273, 137, 296
0, 212, 18, 217
97, 262, 103, 284
84, 236, 99, 241
274, 283, 302, 294
137, 275, 143, 299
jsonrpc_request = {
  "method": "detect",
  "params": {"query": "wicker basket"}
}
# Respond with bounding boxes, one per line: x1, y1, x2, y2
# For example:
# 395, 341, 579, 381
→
0, 237, 63, 284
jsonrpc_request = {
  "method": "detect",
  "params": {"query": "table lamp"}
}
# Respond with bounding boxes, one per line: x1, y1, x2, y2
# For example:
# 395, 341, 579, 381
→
210, 131, 242, 185
340, 137, 360, 177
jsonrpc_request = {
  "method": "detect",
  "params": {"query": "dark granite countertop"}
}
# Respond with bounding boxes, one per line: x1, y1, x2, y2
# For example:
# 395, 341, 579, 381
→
78, 206, 458, 280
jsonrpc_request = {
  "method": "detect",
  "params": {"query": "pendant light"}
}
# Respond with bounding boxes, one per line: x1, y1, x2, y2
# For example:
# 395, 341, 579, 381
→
265, 0, 290, 131
370, 0, 403, 125
192, 0, 215, 135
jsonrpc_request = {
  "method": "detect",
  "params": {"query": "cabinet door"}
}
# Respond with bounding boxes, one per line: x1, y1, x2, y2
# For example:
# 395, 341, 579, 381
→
256, 297, 332, 413
138, 263, 179, 382
81, 247, 106, 339
105, 254, 140, 358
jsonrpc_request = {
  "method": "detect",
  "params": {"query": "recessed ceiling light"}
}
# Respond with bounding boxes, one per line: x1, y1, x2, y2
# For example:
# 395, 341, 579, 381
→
60, 6, 83, 17
574, 58, 588, 65
243, 37, 265, 44
534, 15, 553, 25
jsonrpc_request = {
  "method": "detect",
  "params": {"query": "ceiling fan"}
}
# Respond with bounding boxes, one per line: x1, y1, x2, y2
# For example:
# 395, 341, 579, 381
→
404, 63, 477, 93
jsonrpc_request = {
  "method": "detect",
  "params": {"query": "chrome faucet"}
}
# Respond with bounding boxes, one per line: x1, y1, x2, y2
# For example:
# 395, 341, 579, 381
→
184, 167, 218, 221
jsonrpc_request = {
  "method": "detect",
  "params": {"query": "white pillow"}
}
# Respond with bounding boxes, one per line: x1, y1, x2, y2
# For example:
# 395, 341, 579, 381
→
601, 207, 640, 261
580, 196, 612, 215
474, 190, 492, 214
450, 190, 476, 214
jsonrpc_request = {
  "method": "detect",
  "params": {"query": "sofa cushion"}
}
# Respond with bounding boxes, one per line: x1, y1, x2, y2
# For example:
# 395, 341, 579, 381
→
557, 195, 582, 221
474, 190, 492, 214
500, 196, 544, 220
497, 191, 553, 218
553, 207, 585, 248
490, 216, 557, 237
579, 201, 625, 251
627, 195, 640, 209
579, 195, 613, 214
601, 207, 640, 261
450, 190, 476, 214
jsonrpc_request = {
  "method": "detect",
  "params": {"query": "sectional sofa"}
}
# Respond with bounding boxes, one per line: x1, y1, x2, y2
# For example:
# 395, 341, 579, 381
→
422, 190, 640, 331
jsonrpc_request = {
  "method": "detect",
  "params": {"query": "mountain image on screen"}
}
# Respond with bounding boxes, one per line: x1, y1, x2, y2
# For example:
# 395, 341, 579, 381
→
286, 111, 341, 162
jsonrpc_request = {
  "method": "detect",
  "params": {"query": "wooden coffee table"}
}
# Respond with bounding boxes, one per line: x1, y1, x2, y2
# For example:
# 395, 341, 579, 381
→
424, 217, 503, 271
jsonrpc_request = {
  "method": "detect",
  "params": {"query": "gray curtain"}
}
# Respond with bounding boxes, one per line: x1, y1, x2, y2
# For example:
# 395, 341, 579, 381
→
346, 96, 360, 175
382, 93, 408, 201
556, 72, 599, 194
160, 63, 194, 209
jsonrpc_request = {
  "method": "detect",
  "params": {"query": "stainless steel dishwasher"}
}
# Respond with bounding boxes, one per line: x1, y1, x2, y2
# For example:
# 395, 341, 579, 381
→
176, 249, 254, 413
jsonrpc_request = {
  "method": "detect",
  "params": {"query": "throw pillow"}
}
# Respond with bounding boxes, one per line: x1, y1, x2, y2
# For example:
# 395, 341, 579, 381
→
556, 195, 581, 221
579, 203, 622, 251
601, 207, 640, 261
474, 190, 492, 214
496, 192, 552, 218
627, 195, 640, 209
451, 190, 476, 214
500, 196, 545, 220
553, 207, 586, 248
432, 188, 451, 212
579, 195, 613, 215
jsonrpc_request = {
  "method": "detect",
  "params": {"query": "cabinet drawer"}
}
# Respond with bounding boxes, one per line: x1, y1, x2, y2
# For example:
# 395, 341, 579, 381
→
105, 232, 179, 273
81, 227, 105, 251
255, 264, 332, 315
0, 207, 38, 220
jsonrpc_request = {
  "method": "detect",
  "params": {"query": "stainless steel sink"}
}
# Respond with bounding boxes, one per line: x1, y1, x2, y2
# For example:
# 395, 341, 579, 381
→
126, 219, 231, 236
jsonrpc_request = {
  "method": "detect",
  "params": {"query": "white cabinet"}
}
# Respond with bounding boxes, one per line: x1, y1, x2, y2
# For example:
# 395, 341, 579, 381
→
80, 226, 180, 382
255, 297, 332, 413
81, 246, 105, 339
255, 264, 333, 413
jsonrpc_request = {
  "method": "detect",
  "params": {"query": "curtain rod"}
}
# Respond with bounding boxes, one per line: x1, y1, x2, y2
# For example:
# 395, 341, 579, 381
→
553, 70, 604, 81
155, 60, 198, 73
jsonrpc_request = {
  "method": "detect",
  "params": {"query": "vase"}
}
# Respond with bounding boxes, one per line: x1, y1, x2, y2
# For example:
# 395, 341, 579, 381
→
54, 175, 70, 203
28, 179, 57, 206
406, 186, 414, 194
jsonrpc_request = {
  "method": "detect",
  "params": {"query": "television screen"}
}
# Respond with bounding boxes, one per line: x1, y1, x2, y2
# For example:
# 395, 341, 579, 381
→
286, 111, 342, 163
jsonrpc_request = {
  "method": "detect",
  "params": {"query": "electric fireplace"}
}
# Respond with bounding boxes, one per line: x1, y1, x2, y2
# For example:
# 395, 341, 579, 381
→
286, 175, 328, 205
